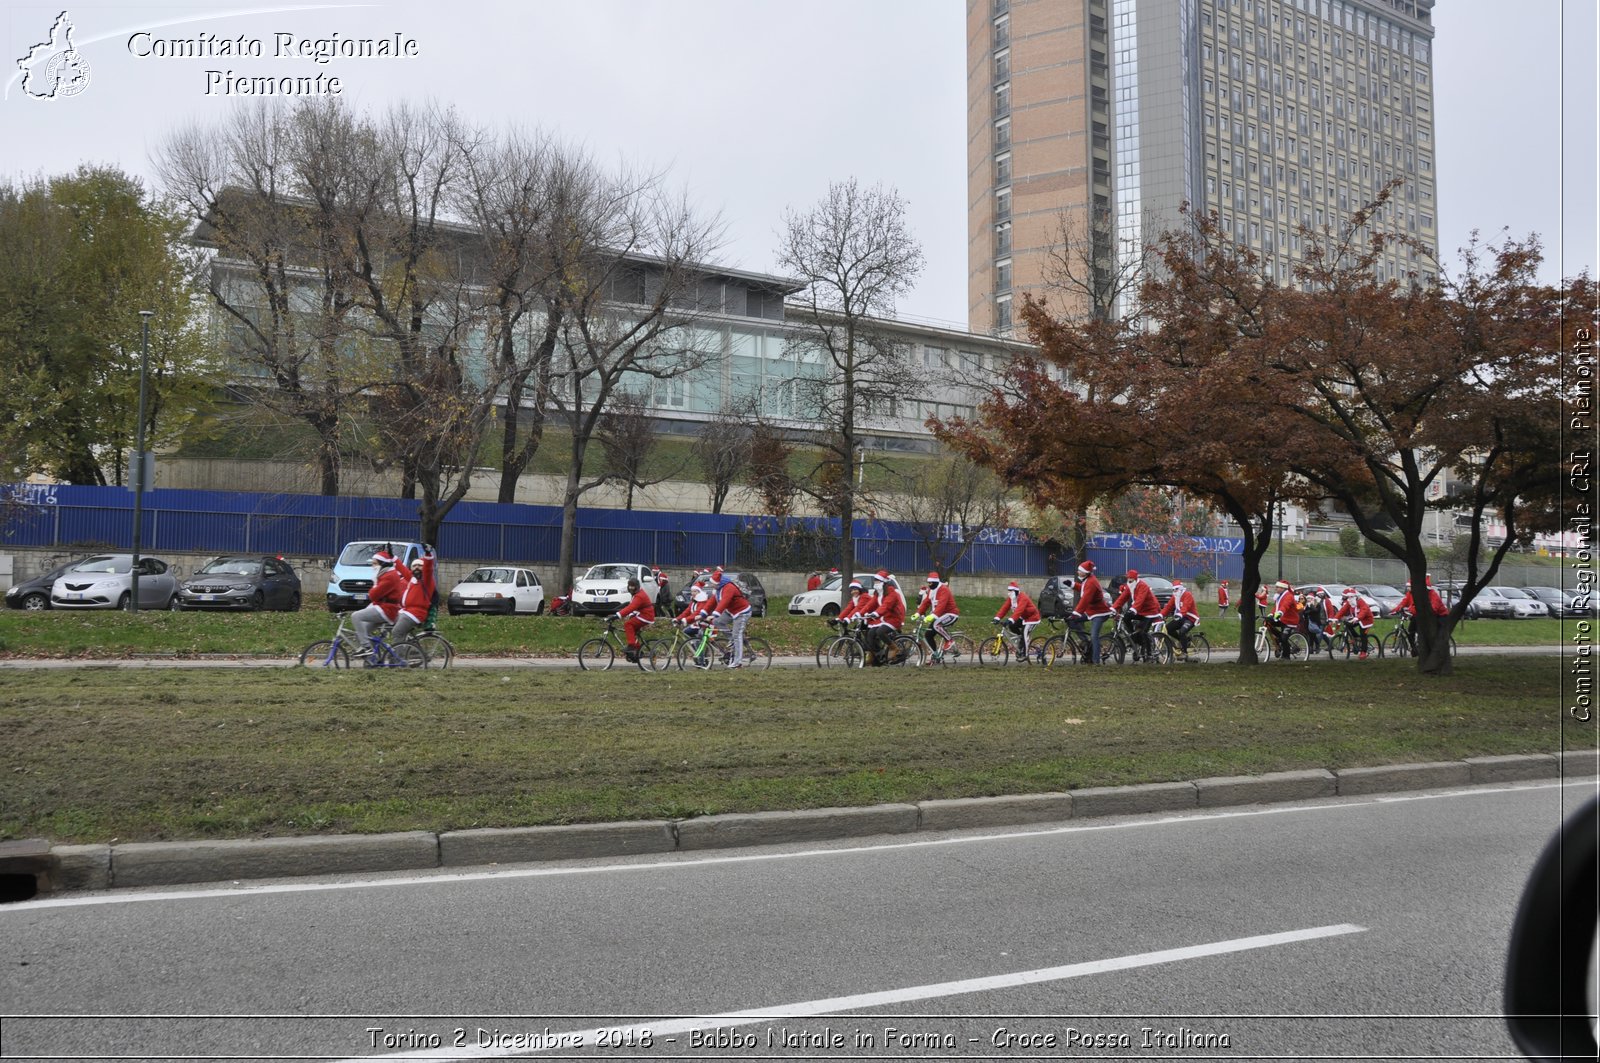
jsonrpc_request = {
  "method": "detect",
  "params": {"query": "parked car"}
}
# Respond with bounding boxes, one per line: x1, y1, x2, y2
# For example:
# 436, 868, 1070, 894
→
325, 540, 426, 612
51, 554, 178, 610
4, 556, 93, 611
177, 555, 302, 611
788, 572, 875, 617
1522, 586, 1583, 618
570, 563, 659, 617
1038, 575, 1077, 619
447, 566, 545, 615
672, 571, 768, 617
1352, 584, 1406, 619
1489, 586, 1548, 619
1438, 582, 1482, 620
1106, 574, 1176, 611
1464, 586, 1518, 619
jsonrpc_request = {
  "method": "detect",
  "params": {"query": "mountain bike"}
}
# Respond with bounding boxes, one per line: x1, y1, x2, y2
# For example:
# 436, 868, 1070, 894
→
1152, 621, 1211, 664
1254, 620, 1309, 662
1333, 620, 1383, 660
676, 621, 773, 670
906, 612, 976, 666
981, 618, 1055, 665
300, 613, 428, 669
577, 616, 652, 671
1382, 615, 1457, 659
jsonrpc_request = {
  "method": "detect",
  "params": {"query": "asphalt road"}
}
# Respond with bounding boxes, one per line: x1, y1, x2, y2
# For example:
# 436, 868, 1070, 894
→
1, 779, 1587, 1061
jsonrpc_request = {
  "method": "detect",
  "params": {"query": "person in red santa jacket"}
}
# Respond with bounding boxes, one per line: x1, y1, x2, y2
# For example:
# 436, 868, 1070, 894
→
865, 571, 907, 665
1112, 569, 1164, 662
1266, 579, 1301, 658
615, 576, 656, 663
1161, 577, 1201, 657
352, 547, 426, 663
994, 580, 1042, 662
1069, 561, 1115, 664
1330, 587, 1376, 659
915, 571, 961, 664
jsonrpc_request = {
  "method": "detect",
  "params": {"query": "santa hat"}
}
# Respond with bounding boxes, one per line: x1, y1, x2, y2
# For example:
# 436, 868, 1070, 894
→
1172, 577, 1185, 587
1126, 569, 1140, 579
371, 549, 396, 567
1342, 587, 1357, 597
1007, 581, 1021, 594
927, 572, 941, 585
1275, 579, 1290, 589
848, 580, 863, 591
1077, 560, 1095, 574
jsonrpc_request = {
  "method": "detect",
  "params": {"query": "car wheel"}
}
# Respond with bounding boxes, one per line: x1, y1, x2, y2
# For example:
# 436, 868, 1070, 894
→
249, 591, 265, 612
447, 606, 461, 616
19, 592, 47, 611
167, 594, 181, 611
287, 592, 301, 612
117, 591, 131, 610
821, 603, 840, 618
534, 600, 545, 615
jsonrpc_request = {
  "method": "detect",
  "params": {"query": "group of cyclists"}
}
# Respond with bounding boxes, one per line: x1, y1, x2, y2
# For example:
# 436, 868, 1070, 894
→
613, 566, 754, 667
1258, 574, 1448, 659
350, 544, 438, 664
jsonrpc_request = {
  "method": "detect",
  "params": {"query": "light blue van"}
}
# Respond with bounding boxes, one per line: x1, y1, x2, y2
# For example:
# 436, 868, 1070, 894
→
325, 540, 424, 612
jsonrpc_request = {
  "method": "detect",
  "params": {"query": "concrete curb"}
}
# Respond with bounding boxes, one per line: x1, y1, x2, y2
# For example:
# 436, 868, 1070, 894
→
24, 753, 1598, 894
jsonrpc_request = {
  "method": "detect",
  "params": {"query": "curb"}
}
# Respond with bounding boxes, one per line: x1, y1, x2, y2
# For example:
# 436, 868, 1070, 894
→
22, 750, 1595, 895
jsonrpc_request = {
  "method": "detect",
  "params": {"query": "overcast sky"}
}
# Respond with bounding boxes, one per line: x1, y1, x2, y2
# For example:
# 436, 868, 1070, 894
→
3, 0, 1594, 328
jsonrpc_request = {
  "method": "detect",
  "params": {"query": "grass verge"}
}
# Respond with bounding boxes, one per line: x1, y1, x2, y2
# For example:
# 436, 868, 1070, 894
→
0, 657, 1584, 844
0, 607, 1575, 659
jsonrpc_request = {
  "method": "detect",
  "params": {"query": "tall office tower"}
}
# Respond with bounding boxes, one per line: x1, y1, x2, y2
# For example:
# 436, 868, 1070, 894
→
968, 0, 1437, 335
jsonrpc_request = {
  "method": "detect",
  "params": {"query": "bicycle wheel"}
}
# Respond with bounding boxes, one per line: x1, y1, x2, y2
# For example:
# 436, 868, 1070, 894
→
299, 639, 349, 669
1382, 630, 1410, 658
1107, 633, 1129, 664
415, 631, 454, 668
815, 635, 843, 667
831, 638, 866, 668
1184, 633, 1211, 664
1039, 634, 1069, 668
578, 638, 615, 671
881, 634, 917, 667
1283, 632, 1310, 661
678, 639, 720, 671
740, 637, 773, 670
943, 633, 977, 665
978, 634, 1011, 665
1254, 629, 1271, 660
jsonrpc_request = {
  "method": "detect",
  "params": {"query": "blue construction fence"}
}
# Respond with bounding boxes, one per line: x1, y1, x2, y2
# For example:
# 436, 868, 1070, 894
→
0, 483, 1089, 578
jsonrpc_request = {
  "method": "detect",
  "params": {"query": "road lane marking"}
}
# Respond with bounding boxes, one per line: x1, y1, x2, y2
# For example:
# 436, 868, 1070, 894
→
7, 780, 1581, 912
332, 923, 1367, 1061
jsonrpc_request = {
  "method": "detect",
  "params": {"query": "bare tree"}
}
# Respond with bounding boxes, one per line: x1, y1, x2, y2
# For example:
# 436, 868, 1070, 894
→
747, 420, 797, 518
157, 103, 380, 495
595, 390, 678, 510
776, 179, 925, 583
547, 176, 723, 594
879, 455, 1013, 573
691, 399, 755, 515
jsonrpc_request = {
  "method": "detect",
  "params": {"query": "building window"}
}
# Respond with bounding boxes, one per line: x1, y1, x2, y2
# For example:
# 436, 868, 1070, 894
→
994, 296, 1012, 331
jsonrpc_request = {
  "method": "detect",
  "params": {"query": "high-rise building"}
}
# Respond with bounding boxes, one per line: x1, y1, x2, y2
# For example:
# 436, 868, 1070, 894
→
968, 0, 1437, 334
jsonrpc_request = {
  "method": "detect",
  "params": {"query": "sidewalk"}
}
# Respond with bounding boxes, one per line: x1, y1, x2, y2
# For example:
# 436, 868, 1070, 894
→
17, 749, 1595, 897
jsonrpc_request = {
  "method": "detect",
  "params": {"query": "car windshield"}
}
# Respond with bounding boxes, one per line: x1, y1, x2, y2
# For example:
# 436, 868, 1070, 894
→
198, 560, 261, 577
466, 568, 515, 584
1497, 588, 1532, 600
583, 565, 634, 582
337, 543, 389, 566
67, 556, 128, 575
1364, 585, 1402, 597
1525, 587, 1567, 599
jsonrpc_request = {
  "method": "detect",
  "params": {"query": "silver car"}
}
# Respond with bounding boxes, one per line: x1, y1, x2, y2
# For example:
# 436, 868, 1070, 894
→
51, 554, 179, 610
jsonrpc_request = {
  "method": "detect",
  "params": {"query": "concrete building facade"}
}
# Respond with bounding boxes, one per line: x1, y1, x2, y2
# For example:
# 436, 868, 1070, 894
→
969, 0, 1438, 334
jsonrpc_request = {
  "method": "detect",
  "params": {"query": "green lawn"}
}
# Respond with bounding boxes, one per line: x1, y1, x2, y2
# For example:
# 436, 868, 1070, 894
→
0, 602, 1575, 659
0, 657, 1585, 845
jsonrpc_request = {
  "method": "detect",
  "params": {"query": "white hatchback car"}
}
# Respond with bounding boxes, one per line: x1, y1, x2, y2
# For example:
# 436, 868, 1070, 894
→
788, 572, 877, 617
570, 563, 659, 617
447, 566, 545, 615
51, 554, 179, 610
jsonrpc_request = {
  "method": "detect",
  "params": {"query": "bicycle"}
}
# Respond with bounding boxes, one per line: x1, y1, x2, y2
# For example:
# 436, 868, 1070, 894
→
815, 617, 860, 667
577, 615, 652, 671
1333, 620, 1383, 660
1381, 615, 1458, 659
299, 613, 429, 669
981, 618, 1056, 665
1047, 614, 1115, 666
676, 620, 773, 671
906, 612, 976, 666
1254, 620, 1309, 662
1152, 621, 1211, 664
413, 624, 454, 668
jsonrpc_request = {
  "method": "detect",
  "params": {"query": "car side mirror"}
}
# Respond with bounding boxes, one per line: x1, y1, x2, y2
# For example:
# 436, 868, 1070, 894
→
1505, 794, 1599, 1060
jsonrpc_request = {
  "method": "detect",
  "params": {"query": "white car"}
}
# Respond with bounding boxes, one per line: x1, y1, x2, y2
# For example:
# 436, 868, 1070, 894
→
447, 566, 545, 616
570, 563, 659, 617
1490, 586, 1549, 619
788, 572, 877, 617
51, 554, 179, 610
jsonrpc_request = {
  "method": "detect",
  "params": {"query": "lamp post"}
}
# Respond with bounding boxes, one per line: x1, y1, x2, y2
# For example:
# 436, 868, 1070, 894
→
1275, 500, 1285, 583
130, 310, 153, 613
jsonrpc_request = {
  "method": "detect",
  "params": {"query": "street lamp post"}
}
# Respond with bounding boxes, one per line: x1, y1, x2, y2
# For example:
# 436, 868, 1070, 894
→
130, 310, 153, 613
1276, 501, 1285, 582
